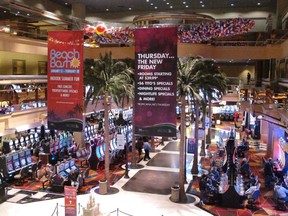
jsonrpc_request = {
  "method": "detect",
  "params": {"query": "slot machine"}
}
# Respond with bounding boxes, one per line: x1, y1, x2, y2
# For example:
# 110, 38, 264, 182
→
59, 134, 64, 148
19, 136, 25, 147
29, 134, 34, 145
5, 155, 14, 176
25, 149, 32, 165
96, 138, 105, 161
57, 163, 68, 178
34, 133, 39, 142
12, 153, 21, 170
69, 159, 78, 171
25, 136, 31, 147
84, 127, 89, 141
64, 161, 71, 174
9, 140, 15, 152
19, 151, 27, 167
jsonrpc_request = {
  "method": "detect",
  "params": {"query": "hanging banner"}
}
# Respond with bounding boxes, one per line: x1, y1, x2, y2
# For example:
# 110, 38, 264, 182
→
187, 138, 196, 154
134, 27, 177, 137
47, 31, 84, 131
64, 186, 77, 216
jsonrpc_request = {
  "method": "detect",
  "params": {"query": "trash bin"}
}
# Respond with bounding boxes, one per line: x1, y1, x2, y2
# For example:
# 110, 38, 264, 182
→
170, 186, 180, 202
99, 179, 107, 195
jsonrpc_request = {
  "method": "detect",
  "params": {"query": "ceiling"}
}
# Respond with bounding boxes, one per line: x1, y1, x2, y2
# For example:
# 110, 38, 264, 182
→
51, 0, 276, 13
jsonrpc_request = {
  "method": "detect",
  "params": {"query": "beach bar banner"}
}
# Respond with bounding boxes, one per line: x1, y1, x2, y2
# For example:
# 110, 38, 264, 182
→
47, 31, 84, 131
64, 186, 77, 216
134, 27, 177, 137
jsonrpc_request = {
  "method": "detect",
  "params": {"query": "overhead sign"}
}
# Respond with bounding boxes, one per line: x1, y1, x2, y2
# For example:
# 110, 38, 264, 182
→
134, 27, 177, 137
47, 30, 84, 131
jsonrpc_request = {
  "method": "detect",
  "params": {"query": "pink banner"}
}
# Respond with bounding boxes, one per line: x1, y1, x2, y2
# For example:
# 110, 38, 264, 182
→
134, 27, 177, 137
47, 31, 84, 131
64, 186, 77, 216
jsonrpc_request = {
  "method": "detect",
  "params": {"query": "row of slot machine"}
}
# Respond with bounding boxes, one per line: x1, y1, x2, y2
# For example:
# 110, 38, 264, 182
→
0, 148, 33, 179
6, 133, 40, 153
118, 124, 133, 144
55, 158, 78, 178
49, 131, 74, 155
84, 124, 98, 142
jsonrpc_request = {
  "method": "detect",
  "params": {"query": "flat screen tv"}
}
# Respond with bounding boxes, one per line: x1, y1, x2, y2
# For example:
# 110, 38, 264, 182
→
7, 163, 14, 172
26, 156, 32, 164
20, 158, 26, 167
14, 161, 20, 169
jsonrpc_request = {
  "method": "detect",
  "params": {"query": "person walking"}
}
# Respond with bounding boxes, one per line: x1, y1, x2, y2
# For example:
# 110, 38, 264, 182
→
143, 137, 151, 161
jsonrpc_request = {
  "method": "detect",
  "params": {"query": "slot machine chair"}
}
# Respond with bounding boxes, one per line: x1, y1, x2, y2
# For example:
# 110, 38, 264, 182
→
28, 163, 37, 180
246, 189, 260, 210
50, 174, 65, 193
14, 166, 29, 185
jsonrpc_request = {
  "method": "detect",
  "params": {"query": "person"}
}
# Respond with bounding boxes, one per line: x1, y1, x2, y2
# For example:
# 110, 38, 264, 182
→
68, 168, 79, 190
245, 182, 261, 199
135, 137, 144, 157
274, 181, 288, 203
143, 137, 151, 161
264, 158, 275, 189
247, 72, 251, 84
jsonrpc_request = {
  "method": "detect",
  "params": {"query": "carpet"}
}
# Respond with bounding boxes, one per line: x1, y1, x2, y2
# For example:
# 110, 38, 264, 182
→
122, 169, 179, 195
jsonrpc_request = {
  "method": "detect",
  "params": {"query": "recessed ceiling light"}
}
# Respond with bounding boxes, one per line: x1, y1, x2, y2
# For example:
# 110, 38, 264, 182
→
150, 3, 153, 5
200, 1, 203, 3
146, 0, 149, 2
65, 2, 68, 5
106, 8, 109, 11
183, 1, 186, 4
27, 13, 30, 16
129, 8, 132, 10
231, 3, 234, 6
154, 6, 158, 9
257, 2, 261, 5
170, 6, 173, 8
201, 4, 205, 7
3, 10, 6, 13
167, 2, 170, 5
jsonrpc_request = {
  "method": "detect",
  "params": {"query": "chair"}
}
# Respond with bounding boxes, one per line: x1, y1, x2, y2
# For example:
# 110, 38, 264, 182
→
14, 166, 29, 186
28, 163, 37, 180
82, 168, 90, 186
246, 189, 260, 210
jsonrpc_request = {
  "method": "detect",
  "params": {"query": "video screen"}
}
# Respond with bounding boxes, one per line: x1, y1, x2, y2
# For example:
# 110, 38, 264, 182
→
12, 154, 19, 161
25, 149, 31, 156
6, 156, 13, 163
7, 163, 14, 172
70, 159, 75, 167
14, 161, 20, 169
26, 156, 32, 164
58, 163, 65, 173
64, 162, 69, 170
19, 151, 25, 158
20, 158, 26, 167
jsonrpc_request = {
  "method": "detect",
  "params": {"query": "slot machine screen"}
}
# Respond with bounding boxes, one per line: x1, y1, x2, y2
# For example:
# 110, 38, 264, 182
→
20, 158, 26, 167
65, 162, 71, 173
19, 151, 25, 158
69, 159, 75, 167
30, 134, 34, 142
26, 156, 32, 164
35, 133, 39, 141
58, 163, 65, 173
7, 163, 14, 172
25, 136, 30, 145
6, 155, 12, 164
9, 140, 14, 150
20, 137, 25, 146
14, 139, 19, 147
25, 149, 31, 157
13, 160, 20, 169
12, 153, 19, 161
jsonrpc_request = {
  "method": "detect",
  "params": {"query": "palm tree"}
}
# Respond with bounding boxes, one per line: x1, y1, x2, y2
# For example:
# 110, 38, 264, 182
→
177, 56, 203, 202
84, 52, 134, 190
201, 60, 227, 145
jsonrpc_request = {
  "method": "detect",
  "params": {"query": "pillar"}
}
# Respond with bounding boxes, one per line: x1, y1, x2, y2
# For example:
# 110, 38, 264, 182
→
71, 3, 86, 30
